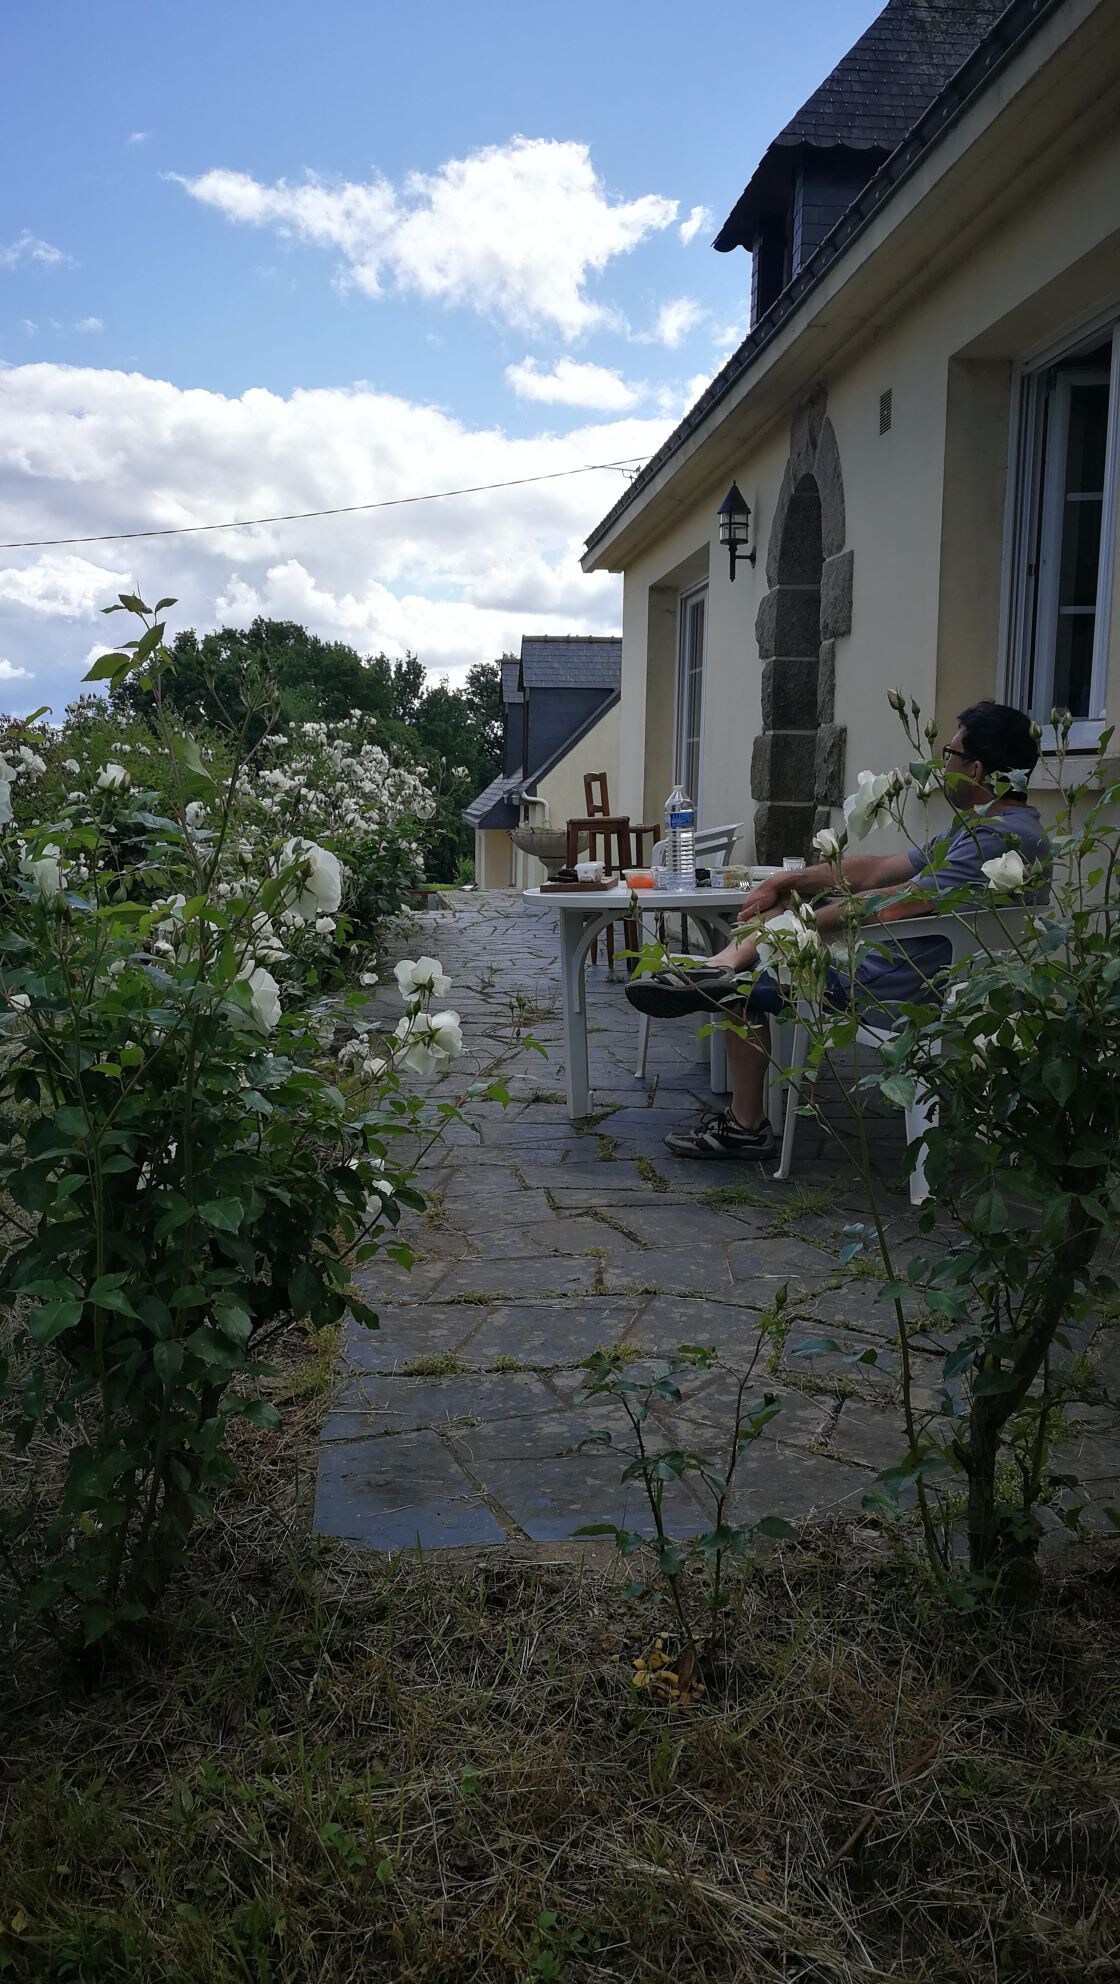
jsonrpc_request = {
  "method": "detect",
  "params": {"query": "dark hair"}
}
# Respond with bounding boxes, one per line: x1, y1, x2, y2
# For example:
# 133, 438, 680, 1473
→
956, 700, 1039, 780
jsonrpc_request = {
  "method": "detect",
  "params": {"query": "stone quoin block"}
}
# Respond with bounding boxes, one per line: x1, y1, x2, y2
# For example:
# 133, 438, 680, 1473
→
820, 549, 855, 641
817, 639, 836, 725
760, 655, 820, 732
816, 418, 847, 558
814, 723, 848, 806
751, 728, 818, 804
753, 800, 817, 867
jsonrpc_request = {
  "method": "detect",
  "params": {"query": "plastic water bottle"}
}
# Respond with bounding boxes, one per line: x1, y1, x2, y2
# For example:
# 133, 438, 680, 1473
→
663, 784, 696, 889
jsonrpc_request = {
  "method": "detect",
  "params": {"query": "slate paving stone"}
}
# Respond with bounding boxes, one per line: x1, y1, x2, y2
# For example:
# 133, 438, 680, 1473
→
436, 1256, 605, 1301
314, 893, 1120, 1554
341, 1306, 483, 1373
327, 1370, 554, 1438
463, 1299, 639, 1367
314, 1429, 505, 1551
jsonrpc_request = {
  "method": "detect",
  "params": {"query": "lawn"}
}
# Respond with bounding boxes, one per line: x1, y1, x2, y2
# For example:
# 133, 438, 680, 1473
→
3, 1340, 1119, 1984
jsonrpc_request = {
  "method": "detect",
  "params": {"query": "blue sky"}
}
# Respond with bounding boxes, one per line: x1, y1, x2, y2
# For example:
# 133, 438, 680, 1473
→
0, 0, 881, 708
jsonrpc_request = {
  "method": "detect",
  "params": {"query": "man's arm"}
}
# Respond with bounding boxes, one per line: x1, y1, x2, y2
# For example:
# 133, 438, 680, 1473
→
735, 850, 914, 919
711, 851, 924, 972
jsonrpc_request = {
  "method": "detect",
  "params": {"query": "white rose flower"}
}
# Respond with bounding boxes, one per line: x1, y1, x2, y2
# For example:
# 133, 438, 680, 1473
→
359, 971, 378, 987
63, 758, 81, 775
280, 837, 343, 919
315, 915, 336, 936
812, 826, 844, 861
185, 801, 207, 829
245, 965, 282, 1033
392, 1006, 462, 1077
20, 843, 63, 896
843, 768, 906, 841
394, 955, 452, 1002
8, 991, 30, 1010
97, 762, 131, 793
18, 745, 46, 776
981, 849, 1026, 892
756, 907, 823, 985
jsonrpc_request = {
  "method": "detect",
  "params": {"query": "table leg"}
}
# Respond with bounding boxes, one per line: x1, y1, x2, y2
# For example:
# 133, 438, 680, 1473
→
560, 910, 591, 1119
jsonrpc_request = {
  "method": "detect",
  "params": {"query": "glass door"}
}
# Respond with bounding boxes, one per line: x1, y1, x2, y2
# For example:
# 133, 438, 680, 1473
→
676, 586, 707, 799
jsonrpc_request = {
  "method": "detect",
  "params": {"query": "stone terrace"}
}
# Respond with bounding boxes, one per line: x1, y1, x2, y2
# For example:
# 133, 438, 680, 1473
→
314, 891, 1118, 1553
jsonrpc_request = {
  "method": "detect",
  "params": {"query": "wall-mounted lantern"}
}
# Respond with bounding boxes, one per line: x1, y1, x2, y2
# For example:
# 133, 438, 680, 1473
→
717, 481, 755, 582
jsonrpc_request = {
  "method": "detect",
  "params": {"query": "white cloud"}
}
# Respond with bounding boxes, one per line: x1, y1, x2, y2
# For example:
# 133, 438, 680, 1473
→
0, 362, 670, 695
0, 552, 131, 620
636, 296, 704, 349
679, 205, 712, 246
0, 232, 71, 271
20, 319, 37, 336
127, 131, 151, 145
505, 356, 640, 412
0, 658, 31, 681
175, 138, 678, 339
74, 316, 104, 334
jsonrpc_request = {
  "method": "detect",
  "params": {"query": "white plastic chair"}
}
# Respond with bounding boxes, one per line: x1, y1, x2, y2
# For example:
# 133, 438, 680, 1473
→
774, 908, 1034, 1205
633, 824, 743, 1094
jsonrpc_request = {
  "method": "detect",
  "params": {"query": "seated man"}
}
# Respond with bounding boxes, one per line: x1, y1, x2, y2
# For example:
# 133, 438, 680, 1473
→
627, 700, 1050, 1161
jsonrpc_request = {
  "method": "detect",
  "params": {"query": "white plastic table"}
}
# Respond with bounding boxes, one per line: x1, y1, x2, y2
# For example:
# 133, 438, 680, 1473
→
523, 882, 754, 1120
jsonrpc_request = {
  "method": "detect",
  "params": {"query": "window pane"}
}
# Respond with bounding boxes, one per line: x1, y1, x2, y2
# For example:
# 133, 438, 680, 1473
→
677, 592, 705, 796
1053, 611, 1095, 718
1065, 375, 1109, 493
1026, 343, 1113, 722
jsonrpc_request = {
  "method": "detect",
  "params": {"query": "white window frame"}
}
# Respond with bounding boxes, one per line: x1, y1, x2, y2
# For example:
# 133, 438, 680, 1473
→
675, 583, 707, 801
1001, 313, 1120, 752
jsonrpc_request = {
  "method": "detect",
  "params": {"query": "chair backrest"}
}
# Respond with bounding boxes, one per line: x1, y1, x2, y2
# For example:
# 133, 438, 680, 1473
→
583, 771, 611, 818
899, 905, 1037, 962
651, 822, 743, 870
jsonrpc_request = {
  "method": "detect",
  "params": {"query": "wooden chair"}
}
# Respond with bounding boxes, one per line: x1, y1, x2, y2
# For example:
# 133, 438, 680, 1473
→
564, 814, 658, 972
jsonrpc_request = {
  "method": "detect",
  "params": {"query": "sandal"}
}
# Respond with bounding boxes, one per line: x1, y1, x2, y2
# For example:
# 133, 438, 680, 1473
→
624, 964, 742, 1020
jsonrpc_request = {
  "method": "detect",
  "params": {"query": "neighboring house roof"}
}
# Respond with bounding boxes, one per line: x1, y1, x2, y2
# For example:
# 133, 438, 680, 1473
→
518, 635, 622, 690
463, 769, 524, 830
585, 0, 1059, 560
714, 0, 1009, 250
500, 658, 522, 705
521, 687, 621, 795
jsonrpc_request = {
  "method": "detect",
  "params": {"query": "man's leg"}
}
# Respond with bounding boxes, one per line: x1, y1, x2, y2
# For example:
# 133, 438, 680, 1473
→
662, 979, 784, 1161
723, 1017, 769, 1130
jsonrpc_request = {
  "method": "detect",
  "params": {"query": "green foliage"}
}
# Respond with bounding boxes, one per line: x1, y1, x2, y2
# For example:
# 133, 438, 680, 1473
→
575, 1342, 791, 1662
112, 618, 504, 882
0, 594, 462, 1653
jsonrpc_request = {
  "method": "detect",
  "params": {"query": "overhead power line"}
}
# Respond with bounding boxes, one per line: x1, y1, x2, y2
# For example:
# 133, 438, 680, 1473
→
0, 457, 647, 552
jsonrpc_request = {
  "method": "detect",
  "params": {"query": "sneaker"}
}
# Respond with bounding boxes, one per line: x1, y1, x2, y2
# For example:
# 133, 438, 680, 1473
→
664, 1108, 776, 1161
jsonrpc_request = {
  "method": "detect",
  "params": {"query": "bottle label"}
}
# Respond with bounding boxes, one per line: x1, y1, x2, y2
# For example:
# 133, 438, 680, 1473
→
667, 810, 695, 829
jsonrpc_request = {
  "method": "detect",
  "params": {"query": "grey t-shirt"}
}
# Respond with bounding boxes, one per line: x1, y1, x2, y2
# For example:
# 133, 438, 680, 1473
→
850, 803, 1050, 1008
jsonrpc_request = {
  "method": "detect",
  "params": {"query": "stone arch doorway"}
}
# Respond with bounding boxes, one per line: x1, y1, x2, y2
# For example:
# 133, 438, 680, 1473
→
751, 387, 851, 865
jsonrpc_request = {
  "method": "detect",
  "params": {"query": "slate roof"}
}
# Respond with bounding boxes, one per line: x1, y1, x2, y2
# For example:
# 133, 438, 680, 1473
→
500, 659, 522, 705
463, 770, 524, 829
585, 0, 1059, 560
714, 0, 1010, 251
518, 635, 622, 691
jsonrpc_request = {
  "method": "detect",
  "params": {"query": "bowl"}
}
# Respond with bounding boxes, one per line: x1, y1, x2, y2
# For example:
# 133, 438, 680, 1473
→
508, 825, 585, 879
623, 868, 656, 890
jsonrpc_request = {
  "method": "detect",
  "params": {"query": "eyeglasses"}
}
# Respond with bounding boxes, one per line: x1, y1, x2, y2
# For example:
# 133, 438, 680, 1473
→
941, 745, 971, 764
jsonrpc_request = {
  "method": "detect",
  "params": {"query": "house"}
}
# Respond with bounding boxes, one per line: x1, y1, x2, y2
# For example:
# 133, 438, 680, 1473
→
464, 635, 621, 886
582, 0, 1120, 864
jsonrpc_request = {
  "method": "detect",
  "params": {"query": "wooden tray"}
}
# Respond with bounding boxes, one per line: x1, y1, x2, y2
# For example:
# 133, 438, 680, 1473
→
538, 879, 626, 894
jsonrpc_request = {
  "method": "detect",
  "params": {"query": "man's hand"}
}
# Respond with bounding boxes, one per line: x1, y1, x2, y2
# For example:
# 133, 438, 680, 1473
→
733, 875, 782, 922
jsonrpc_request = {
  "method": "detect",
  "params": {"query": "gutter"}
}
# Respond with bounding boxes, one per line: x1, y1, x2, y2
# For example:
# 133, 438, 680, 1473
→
583, 0, 1068, 562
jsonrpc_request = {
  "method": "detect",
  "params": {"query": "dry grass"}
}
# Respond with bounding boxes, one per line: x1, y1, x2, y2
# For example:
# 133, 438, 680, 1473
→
2, 1346, 1120, 1982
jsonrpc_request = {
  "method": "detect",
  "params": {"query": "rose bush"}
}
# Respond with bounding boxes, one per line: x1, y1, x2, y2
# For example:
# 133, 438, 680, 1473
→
0, 594, 467, 1656
712, 706, 1120, 1587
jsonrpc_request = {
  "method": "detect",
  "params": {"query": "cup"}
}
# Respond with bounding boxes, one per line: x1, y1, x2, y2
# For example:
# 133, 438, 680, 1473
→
782, 857, 806, 872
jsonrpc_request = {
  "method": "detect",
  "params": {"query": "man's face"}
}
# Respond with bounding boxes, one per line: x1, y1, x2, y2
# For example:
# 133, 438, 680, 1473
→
941, 728, 987, 806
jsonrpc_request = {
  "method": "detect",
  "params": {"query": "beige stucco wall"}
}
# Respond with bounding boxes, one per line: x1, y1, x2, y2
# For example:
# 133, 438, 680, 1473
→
608, 10, 1120, 855
474, 827, 514, 890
